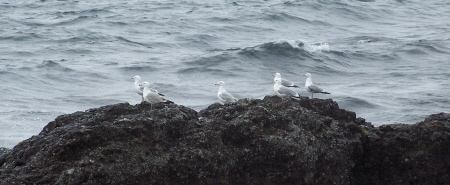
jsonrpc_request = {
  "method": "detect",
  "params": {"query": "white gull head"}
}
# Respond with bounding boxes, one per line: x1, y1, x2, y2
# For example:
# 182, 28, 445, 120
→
132, 75, 142, 82
214, 81, 225, 86
273, 72, 281, 81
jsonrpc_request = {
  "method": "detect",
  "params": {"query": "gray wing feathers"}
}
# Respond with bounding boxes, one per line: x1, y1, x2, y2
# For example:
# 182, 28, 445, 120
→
308, 85, 323, 93
220, 91, 237, 102
281, 79, 298, 87
150, 88, 164, 96
279, 86, 299, 97
281, 79, 294, 86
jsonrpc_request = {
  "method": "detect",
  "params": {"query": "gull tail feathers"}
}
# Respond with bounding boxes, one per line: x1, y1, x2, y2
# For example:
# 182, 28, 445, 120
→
163, 99, 174, 104
291, 93, 301, 100
291, 96, 301, 100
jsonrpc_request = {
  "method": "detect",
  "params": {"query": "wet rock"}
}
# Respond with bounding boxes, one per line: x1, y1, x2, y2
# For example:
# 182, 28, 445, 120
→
0, 97, 448, 185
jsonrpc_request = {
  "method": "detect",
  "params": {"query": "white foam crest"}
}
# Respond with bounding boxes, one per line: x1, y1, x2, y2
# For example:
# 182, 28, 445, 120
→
305, 42, 330, 52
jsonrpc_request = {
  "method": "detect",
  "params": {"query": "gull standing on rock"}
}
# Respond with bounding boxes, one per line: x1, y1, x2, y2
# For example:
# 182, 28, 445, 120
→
132, 75, 144, 101
142, 82, 170, 104
304, 73, 330, 98
273, 78, 300, 98
214, 81, 237, 104
273, 72, 298, 87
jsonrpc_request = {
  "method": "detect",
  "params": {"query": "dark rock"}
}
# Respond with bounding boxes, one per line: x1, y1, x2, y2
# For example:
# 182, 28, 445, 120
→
0, 148, 9, 158
352, 113, 450, 185
198, 96, 365, 185
0, 96, 448, 185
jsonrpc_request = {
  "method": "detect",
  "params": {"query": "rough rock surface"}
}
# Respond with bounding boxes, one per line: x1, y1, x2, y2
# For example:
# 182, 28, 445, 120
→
352, 113, 450, 185
0, 96, 448, 185
0, 148, 9, 158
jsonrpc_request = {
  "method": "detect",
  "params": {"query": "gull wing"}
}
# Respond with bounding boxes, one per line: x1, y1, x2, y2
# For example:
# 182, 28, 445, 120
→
308, 85, 323, 93
278, 86, 299, 97
148, 88, 165, 96
219, 90, 237, 103
281, 78, 297, 87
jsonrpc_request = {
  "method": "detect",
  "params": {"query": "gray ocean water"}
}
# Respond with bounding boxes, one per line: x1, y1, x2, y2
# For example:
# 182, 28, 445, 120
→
1, 0, 449, 148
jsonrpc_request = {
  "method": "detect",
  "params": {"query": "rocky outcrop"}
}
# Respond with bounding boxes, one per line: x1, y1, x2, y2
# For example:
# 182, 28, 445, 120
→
0, 148, 9, 158
352, 113, 450, 185
0, 96, 448, 185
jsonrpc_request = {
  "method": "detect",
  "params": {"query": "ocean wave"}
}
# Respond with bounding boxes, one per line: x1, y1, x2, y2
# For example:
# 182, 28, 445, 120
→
403, 39, 450, 54
262, 12, 331, 26
50, 15, 95, 26
236, 40, 342, 66
176, 34, 220, 49
177, 67, 239, 76
119, 65, 158, 72
0, 33, 42, 41
8, 51, 35, 56
348, 36, 397, 44
14, 7, 112, 27
178, 40, 350, 76
177, 53, 241, 76
304, 42, 330, 52
393, 39, 450, 56
396, 48, 427, 55
182, 53, 235, 67
104, 21, 129, 26
63, 48, 94, 54
115, 36, 153, 48
238, 40, 312, 58
337, 96, 380, 109
207, 16, 237, 23
54, 32, 110, 43
37, 60, 74, 72
57, 95, 124, 106
52, 7, 113, 17
31, 60, 107, 81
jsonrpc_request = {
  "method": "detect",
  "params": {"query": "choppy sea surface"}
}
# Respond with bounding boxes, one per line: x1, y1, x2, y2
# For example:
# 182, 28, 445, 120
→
1, 0, 449, 147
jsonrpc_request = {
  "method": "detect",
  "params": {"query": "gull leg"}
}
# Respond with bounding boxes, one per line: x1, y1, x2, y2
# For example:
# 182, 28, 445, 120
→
141, 96, 144, 102
164, 105, 168, 117
311, 93, 314, 99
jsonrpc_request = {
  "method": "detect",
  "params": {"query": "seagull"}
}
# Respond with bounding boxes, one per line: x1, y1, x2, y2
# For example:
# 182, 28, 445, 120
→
132, 75, 144, 101
214, 81, 237, 104
142, 82, 170, 104
273, 78, 300, 98
304, 73, 330, 98
273, 72, 298, 87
